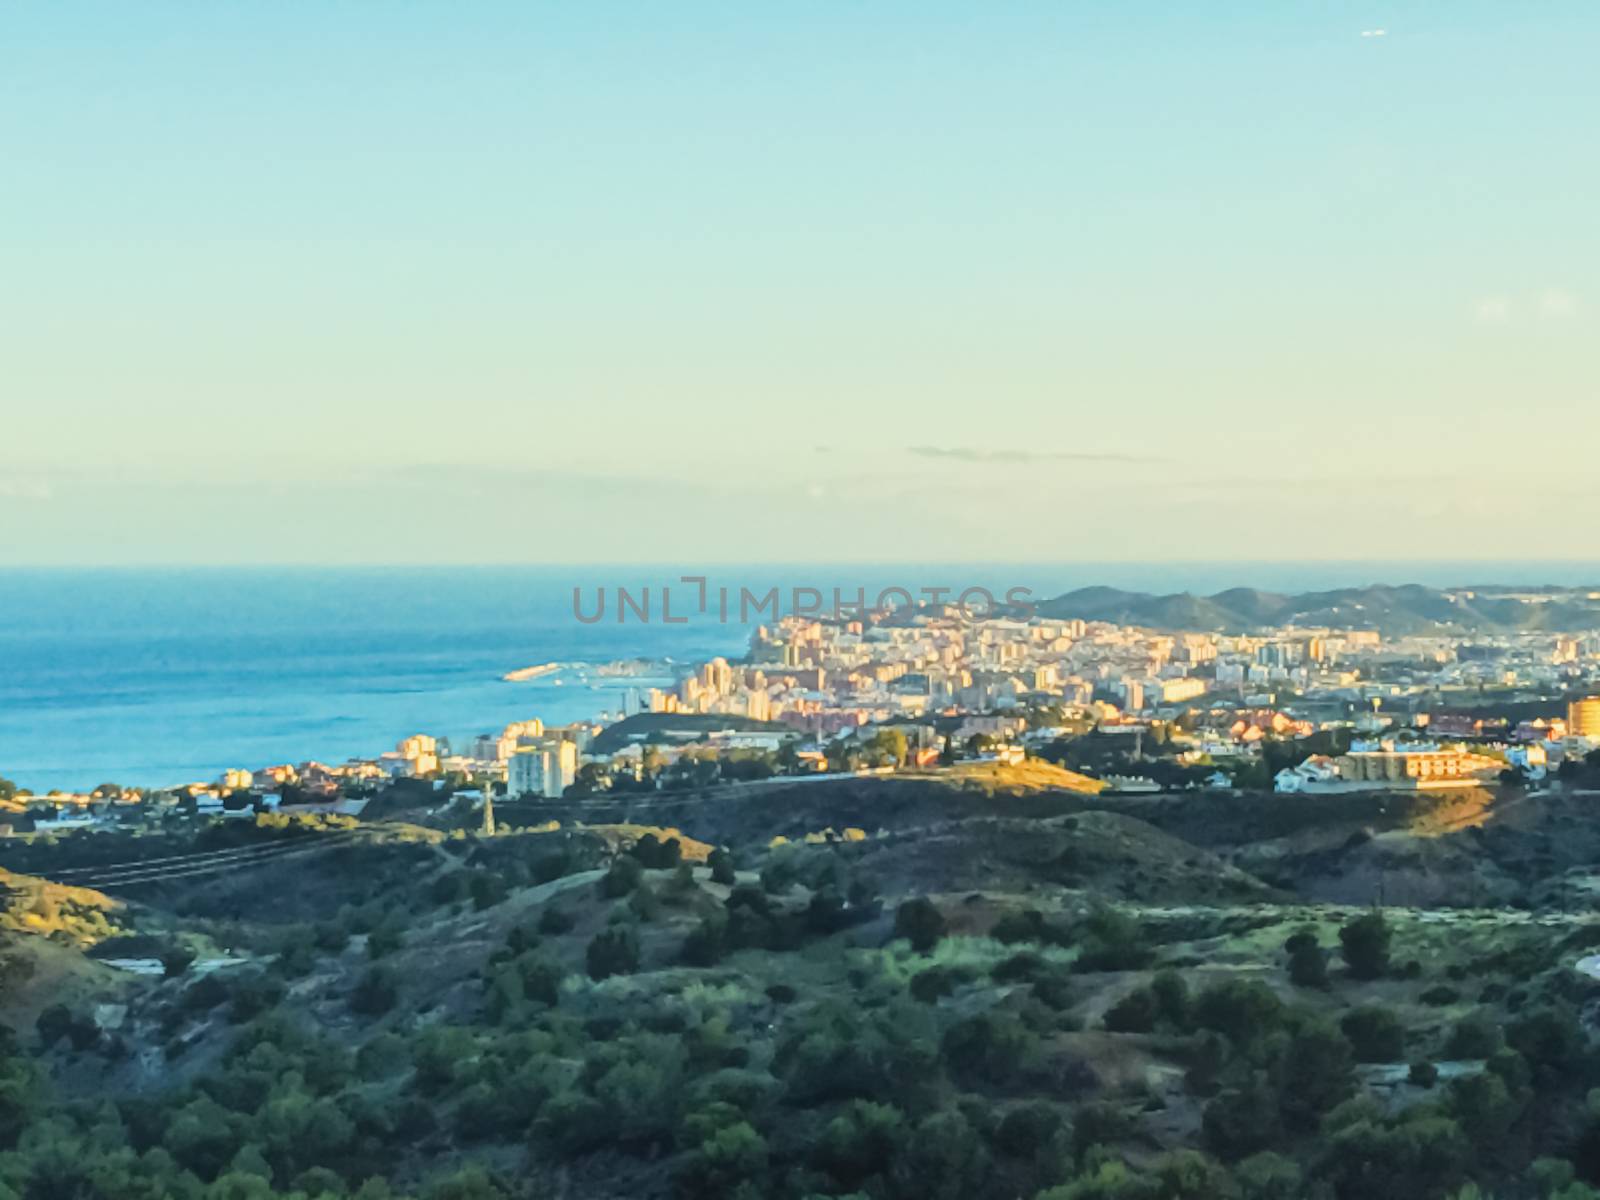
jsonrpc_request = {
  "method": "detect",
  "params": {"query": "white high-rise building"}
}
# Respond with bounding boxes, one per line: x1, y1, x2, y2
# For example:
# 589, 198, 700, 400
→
507, 740, 579, 798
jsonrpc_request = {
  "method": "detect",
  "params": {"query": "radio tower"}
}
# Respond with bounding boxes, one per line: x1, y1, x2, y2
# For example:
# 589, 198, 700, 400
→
481, 783, 497, 837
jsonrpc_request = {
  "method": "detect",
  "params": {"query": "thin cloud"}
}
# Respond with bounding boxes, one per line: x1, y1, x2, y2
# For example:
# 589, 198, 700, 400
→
1360, 28, 1387, 37
1475, 297, 1512, 324
1540, 288, 1579, 319
0, 480, 53, 502
909, 446, 1157, 465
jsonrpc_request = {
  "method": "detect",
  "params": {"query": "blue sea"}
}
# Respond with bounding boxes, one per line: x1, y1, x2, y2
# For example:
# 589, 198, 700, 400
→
2, 562, 1597, 793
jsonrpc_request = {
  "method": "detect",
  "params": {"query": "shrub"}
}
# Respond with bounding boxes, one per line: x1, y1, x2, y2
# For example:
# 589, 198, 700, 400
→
468, 870, 508, 910
630, 833, 682, 870
1073, 907, 1153, 972
537, 906, 576, 935
1279, 1020, 1354, 1128
1150, 970, 1189, 1028
992, 909, 1058, 945
367, 924, 404, 959
1288, 940, 1329, 988
1192, 979, 1283, 1045
991, 952, 1045, 984
228, 973, 286, 1023
1339, 911, 1391, 980
599, 855, 644, 898
350, 966, 398, 1015
894, 898, 947, 953
708, 848, 737, 886
1234, 1150, 1303, 1200
681, 913, 729, 967
1408, 1060, 1439, 1088
910, 966, 961, 1004
816, 1099, 906, 1184
1104, 988, 1158, 1033
1341, 1006, 1406, 1062
1445, 1011, 1503, 1059
182, 974, 229, 1013
161, 945, 197, 978
1203, 1080, 1282, 1161
587, 926, 641, 980
994, 1100, 1062, 1158
940, 1012, 1034, 1085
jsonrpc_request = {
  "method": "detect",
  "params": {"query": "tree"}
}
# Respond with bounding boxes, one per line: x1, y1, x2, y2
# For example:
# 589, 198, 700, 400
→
893, 1109, 990, 1200
599, 854, 644, 898
1073, 906, 1153, 971
162, 945, 198, 978
1341, 1007, 1405, 1062
630, 833, 682, 869
1278, 1020, 1354, 1128
423, 1165, 508, 1200
681, 912, 728, 967
1151, 969, 1190, 1028
677, 1120, 768, 1198
537, 905, 575, 935
1445, 1011, 1503, 1059
994, 1101, 1061, 1159
1235, 1152, 1304, 1200
816, 1100, 906, 1184
35, 1004, 75, 1048
587, 926, 640, 980
941, 1012, 1035, 1085
1339, 911, 1392, 980
350, 966, 398, 1015
1193, 979, 1283, 1046
865, 727, 909, 767
1285, 927, 1328, 988
1104, 987, 1158, 1033
1203, 1078, 1283, 1160
708, 847, 737, 886
894, 897, 947, 953
1289, 940, 1329, 987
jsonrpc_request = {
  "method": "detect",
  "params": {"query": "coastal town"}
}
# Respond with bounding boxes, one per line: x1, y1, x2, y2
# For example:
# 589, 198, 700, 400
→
7, 589, 1600, 836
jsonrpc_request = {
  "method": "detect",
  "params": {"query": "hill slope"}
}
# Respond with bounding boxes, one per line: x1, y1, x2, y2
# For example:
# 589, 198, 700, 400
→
1037, 582, 1600, 634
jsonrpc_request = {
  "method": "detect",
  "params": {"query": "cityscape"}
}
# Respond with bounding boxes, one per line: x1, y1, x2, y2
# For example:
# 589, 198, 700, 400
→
8, 585, 1600, 834
6, 0, 1600, 1196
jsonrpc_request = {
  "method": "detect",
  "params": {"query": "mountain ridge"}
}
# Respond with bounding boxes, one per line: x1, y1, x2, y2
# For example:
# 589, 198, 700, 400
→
1034, 582, 1600, 634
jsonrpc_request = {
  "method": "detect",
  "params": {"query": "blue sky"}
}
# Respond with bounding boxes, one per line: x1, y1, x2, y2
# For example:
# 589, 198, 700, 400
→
2, 3, 1596, 564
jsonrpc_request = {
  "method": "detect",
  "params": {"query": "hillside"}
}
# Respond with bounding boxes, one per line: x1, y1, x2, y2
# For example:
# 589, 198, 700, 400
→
588, 711, 789, 755
5, 784, 1600, 1198
1036, 582, 1600, 634
0, 866, 123, 947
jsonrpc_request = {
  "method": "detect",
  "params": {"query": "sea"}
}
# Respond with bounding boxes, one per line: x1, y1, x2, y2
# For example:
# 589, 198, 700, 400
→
2, 562, 1597, 795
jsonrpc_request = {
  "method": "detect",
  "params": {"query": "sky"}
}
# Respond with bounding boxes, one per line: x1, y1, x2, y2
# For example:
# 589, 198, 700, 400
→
2, 2, 1596, 565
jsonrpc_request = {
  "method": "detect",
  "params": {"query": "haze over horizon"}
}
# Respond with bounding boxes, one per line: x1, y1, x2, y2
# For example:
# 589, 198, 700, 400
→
4, 2, 1597, 565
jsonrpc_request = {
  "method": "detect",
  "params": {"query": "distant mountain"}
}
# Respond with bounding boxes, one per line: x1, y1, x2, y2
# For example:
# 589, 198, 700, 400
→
1035, 583, 1600, 634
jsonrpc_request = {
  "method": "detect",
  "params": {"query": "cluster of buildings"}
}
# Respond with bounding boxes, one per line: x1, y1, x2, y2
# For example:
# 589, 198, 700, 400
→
1273, 744, 1508, 794
9, 602, 1600, 834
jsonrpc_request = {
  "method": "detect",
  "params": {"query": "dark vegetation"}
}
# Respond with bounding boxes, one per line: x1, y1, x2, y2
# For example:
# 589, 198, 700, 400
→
6, 779, 1600, 1198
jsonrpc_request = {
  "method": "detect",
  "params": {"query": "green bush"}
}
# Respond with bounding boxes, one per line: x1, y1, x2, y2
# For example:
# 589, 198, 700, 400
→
537, 906, 576, 935
1104, 987, 1158, 1033
894, 898, 947, 953
350, 966, 398, 1015
1339, 911, 1391, 980
1341, 1007, 1406, 1062
587, 926, 641, 980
